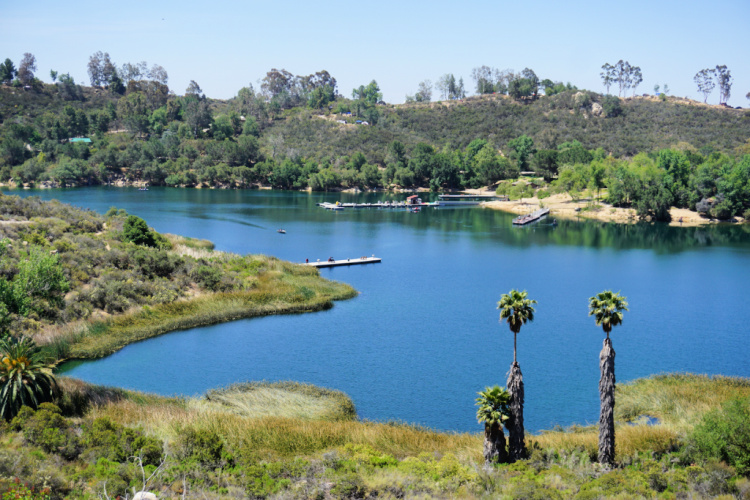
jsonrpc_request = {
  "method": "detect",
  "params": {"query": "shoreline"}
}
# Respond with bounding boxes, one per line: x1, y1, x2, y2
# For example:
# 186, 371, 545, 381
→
465, 190, 740, 227
3, 183, 743, 227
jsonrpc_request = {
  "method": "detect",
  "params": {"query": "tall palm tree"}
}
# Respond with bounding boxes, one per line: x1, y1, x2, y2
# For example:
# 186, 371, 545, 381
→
588, 290, 628, 466
475, 385, 510, 465
0, 336, 57, 420
497, 289, 536, 461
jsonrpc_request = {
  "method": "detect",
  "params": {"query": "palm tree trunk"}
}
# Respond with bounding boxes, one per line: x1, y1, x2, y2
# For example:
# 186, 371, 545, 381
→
507, 361, 526, 461
598, 337, 616, 466
483, 422, 508, 465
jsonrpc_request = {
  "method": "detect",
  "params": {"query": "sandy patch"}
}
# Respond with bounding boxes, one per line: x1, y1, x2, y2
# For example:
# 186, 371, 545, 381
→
460, 189, 721, 226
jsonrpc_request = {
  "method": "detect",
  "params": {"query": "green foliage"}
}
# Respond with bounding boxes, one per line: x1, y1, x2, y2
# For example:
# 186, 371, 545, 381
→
588, 290, 628, 336
0, 337, 56, 420
684, 397, 750, 476
81, 416, 163, 466
122, 215, 157, 247
173, 427, 227, 466
476, 386, 510, 426
498, 289, 536, 335
602, 94, 623, 117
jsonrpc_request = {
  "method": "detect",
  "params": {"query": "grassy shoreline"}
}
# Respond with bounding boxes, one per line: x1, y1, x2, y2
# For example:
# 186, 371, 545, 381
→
45, 276, 357, 363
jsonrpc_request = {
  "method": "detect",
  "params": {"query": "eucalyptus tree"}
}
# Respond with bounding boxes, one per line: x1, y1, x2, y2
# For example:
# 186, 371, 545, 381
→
476, 385, 510, 465
497, 289, 537, 461
715, 65, 732, 104
588, 290, 629, 466
600, 63, 615, 94
694, 69, 716, 103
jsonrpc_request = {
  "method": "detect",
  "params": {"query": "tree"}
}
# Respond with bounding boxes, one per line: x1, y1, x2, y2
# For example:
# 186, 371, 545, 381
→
414, 80, 432, 102
628, 66, 643, 97
715, 65, 732, 104
185, 80, 203, 97
352, 80, 382, 106
148, 64, 168, 85
436, 74, 464, 100
588, 290, 629, 466
0, 336, 57, 420
472, 66, 497, 94
508, 69, 539, 100
600, 63, 615, 94
476, 386, 510, 465
17, 53, 36, 85
694, 69, 716, 103
507, 135, 536, 171
49, 69, 58, 82
0, 58, 16, 84
123, 215, 157, 247
117, 92, 150, 136
497, 289, 537, 461
613, 60, 631, 97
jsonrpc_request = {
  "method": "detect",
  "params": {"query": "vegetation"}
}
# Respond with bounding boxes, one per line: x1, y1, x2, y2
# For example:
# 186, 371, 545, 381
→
2, 62, 750, 222
589, 290, 629, 466
475, 385, 510, 465
0, 374, 748, 498
497, 289, 536, 461
0, 193, 355, 361
0, 336, 56, 420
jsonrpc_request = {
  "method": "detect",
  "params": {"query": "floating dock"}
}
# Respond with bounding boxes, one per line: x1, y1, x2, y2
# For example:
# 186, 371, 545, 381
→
512, 208, 550, 225
304, 256, 382, 268
318, 201, 437, 210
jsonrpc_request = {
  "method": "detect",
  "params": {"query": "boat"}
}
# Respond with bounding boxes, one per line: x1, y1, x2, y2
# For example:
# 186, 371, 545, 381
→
138, 187, 149, 191
277, 229, 286, 234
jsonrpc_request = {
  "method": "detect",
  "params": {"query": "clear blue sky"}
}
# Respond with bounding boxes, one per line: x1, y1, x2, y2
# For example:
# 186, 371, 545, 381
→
2, 0, 748, 106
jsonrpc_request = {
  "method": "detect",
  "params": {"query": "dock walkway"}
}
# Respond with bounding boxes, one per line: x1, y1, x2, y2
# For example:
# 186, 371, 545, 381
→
304, 256, 382, 268
512, 208, 550, 225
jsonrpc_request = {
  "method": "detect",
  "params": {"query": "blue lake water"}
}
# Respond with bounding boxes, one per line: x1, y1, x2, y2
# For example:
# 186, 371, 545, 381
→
5, 187, 750, 433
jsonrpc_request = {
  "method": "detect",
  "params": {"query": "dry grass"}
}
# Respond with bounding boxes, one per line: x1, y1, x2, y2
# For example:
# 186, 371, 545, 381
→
84, 382, 481, 462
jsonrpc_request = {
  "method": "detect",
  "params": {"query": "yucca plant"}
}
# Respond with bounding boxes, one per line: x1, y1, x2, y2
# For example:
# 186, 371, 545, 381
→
476, 385, 511, 465
0, 336, 57, 420
498, 289, 536, 461
589, 290, 629, 466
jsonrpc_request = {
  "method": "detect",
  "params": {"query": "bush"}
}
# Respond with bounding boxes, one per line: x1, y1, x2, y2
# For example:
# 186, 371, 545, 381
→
173, 427, 227, 466
122, 215, 157, 247
684, 397, 750, 476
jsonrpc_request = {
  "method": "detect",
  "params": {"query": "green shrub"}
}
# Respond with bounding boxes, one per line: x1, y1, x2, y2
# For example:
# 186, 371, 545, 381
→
173, 427, 228, 466
122, 215, 157, 247
81, 417, 163, 466
684, 397, 750, 476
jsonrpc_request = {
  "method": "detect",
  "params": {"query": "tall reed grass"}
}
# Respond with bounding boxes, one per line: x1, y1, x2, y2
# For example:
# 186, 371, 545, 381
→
41, 256, 356, 362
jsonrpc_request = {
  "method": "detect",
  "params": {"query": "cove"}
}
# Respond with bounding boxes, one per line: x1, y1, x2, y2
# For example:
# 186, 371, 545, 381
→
5, 187, 750, 433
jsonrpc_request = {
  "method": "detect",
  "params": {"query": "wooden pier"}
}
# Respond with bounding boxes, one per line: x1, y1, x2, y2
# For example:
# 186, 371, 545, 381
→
512, 208, 550, 225
304, 256, 382, 268
318, 201, 437, 210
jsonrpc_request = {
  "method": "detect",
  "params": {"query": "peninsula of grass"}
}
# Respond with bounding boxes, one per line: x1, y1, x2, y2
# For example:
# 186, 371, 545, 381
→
0, 193, 356, 362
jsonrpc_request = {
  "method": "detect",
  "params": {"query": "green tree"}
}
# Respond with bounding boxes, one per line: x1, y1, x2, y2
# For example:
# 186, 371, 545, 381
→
0, 336, 57, 420
497, 289, 536, 461
123, 215, 157, 247
715, 65, 732, 104
0, 58, 16, 84
476, 386, 510, 465
588, 290, 629, 466
600, 63, 615, 94
117, 92, 150, 136
507, 135, 536, 171
10, 246, 70, 317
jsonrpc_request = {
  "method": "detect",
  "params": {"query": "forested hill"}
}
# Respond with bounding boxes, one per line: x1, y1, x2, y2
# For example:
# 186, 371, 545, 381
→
264, 93, 750, 164
1, 81, 749, 196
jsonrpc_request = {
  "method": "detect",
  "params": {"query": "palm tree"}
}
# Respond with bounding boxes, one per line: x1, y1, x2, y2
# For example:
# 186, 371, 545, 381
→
0, 336, 57, 420
588, 290, 628, 466
475, 385, 510, 465
497, 289, 536, 461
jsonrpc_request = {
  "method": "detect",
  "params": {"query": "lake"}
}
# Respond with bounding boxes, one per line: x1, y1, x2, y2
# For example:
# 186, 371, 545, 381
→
5, 187, 750, 433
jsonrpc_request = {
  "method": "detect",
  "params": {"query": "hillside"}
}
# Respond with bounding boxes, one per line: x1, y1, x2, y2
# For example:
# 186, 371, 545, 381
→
265, 93, 750, 163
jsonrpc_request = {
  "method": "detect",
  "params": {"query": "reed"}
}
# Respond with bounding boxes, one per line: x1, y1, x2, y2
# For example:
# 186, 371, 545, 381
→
616, 373, 750, 432
41, 260, 356, 361
82, 380, 482, 462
